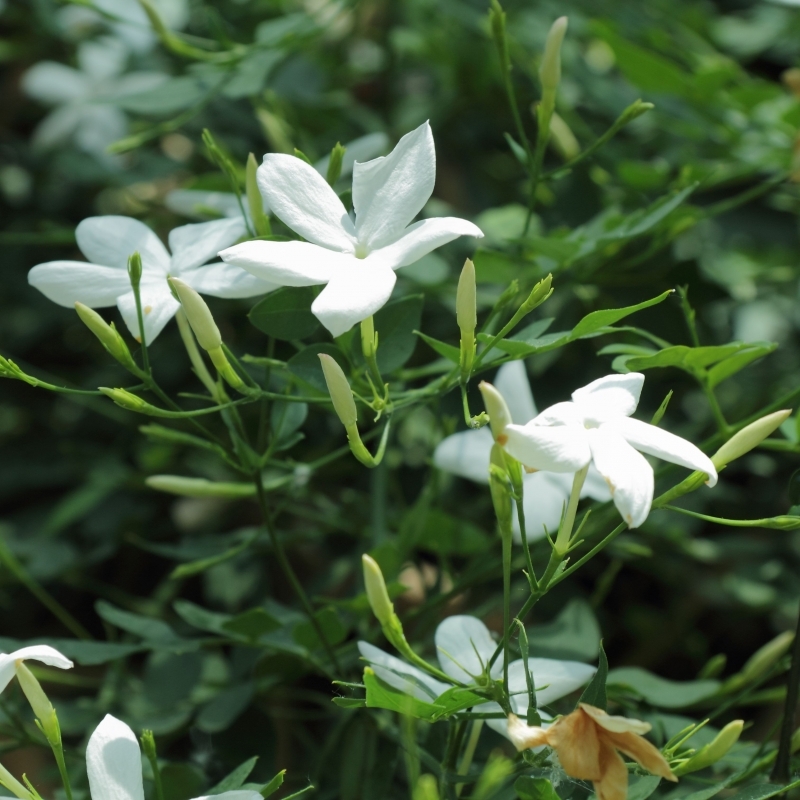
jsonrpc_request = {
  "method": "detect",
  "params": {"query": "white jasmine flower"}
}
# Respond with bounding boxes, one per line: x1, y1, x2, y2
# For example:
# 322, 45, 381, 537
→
166, 133, 390, 221
433, 361, 611, 541
0, 645, 73, 694
86, 715, 263, 800
21, 37, 167, 164
29, 215, 274, 343
219, 121, 483, 337
358, 614, 594, 739
502, 373, 718, 528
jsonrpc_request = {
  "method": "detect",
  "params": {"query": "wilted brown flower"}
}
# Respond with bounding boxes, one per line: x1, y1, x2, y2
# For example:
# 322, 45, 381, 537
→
508, 704, 677, 800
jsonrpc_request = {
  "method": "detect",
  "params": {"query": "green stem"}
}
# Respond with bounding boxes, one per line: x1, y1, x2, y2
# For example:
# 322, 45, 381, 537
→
501, 530, 512, 699
523, 102, 553, 235
253, 475, 341, 675
0, 536, 92, 640
512, 474, 537, 591
52, 743, 73, 800
548, 523, 626, 589
131, 279, 150, 375
440, 720, 467, 800
772, 602, 800, 782
455, 720, 483, 798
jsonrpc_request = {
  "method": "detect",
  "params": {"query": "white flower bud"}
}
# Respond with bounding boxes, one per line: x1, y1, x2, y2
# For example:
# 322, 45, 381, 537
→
712, 410, 792, 469
15, 662, 60, 746
456, 259, 477, 338
362, 554, 393, 627
539, 17, 568, 95
169, 277, 221, 352
319, 354, 358, 429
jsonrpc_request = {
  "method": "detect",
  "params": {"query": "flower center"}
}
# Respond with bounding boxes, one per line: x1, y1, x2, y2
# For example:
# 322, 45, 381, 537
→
355, 242, 370, 259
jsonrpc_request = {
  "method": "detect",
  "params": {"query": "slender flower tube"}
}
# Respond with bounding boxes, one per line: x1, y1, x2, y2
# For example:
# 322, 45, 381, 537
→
456, 259, 477, 381
15, 662, 60, 745
539, 17, 568, 100
501, 374, 717, 528
508, 704, 676, 800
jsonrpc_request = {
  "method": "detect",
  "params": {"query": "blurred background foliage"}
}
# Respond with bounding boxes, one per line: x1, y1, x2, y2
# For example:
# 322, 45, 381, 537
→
2, 0, 800, 797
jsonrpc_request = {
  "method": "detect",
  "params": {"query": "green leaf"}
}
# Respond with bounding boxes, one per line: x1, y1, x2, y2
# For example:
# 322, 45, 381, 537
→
412, 509, 491, 556
472, 248, 522, 283
528, 599, 601, 661
569, 291, 673, 339
430, 686, 487, 720
607, 667, 720, 708
224, 50, 284, 99
271, 401, 308, 445
248, 287, 320, 340
169, 531, 259, 580
622, 342, 771, 376
415, 332, 460, 364
293, 607, 347, 650
363, 668, 443, 721
173, 600, 231, 635
160, 763, 206, 800
209, 757, 259, 793
707, 343, 776, 387
369, 295, 424, 373
95, 600, 179, 643
332, 697, 366, 709
196, 682, 255, 733
116, 77, 209, 115
286, 343, 346, 392
222, 608, 281, 641
626, 776, 662, 800
260, 771, 287, 798
578, 642, 608, 710
515, 777, 559, 800
601, 184, 697, 240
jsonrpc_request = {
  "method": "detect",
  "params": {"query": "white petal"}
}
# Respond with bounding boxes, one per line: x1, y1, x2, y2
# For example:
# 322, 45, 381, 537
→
571, 373, 644, 421
581, 463, 613, 502
435, 615, 501, 683
311, 263, 396, 337
494, 361, 537, 424
77, 36, 127, 80
77, 217, 170, 273
609, 417, 718, 488
181, 262, 278, 299
109, 72, 169, 99
86, 715, 145, 800
169, 218, 247, 274
358, 642, 448, 701
31, 106, 84, 149
314, 132, 390, 178
504, 423, 591, 473
587, 427, 654, 529
518, 471, 572, 542
116, 283, 179, 343
29, 261, 131, 308
165, 189, 245, 220
194, 793, 263, 800
532, 401, 585, 427
353, 121, 436, 250
22, 63, 89, 104
75, 106, 128, 157
371, 217, 483, 270
526, 658, 596, 706
219, 240, 346, 286
0, 645, 73, 694
257, 154, 356, 251
433, 427, 493, 484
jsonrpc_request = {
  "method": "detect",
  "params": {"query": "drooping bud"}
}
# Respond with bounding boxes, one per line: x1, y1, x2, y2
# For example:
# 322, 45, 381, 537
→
712, 410, 792, 470
457, 259, 477, 382
0, 763, 32, 800
675, 720, 744, 775
246, 153, 271, 236
319, 354, 358, 429
169, 278, 244, 390
15, 662, 60, 746
362, 554, 394, 627
326, 142, 346, 186
539, 17, 568, 97
75, 303, 137, 372
479, 381, 513, 443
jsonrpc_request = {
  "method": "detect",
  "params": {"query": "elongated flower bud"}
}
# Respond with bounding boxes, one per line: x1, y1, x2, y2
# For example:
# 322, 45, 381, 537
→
0, 763, 32, 800
457, 259, 477, 382
100, 387, 149, 412
740, 630, 794, 684
246, 153, 271, 237
362, 554, 393, 627
676, 720, 743, 775
146, 475, 256, 498
539, 17, 568, 96
326, 142, 346, 185
489, 443, 514, 538
319, 354, 358, 428
75, 303, 137, 372
712, 410, 791, 469
169, 278, 221, 352
15, 662, 60, 746
479, 381, 513, 443
127, 251, 142, 289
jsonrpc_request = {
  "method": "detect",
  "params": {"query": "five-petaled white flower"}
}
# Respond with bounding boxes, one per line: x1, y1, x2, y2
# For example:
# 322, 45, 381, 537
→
219, 121, 484, 337
358, 614, 594, 740
28, 215, 275, 343
502, 373, 718, 528
434, 361, 611, 541
85, 715, 261, 800
22, 37, 166, 164
0, 645, 73, 694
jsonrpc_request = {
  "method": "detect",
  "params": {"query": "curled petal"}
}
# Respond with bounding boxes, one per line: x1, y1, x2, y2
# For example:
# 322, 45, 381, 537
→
0, 645, 73, 695
86, 715, 145, 800
311, 263, 396, 337
435, 615, 500, 683
257, 154, 356, 252
580, 704, 651, 735
604, 730, 677, 781
609, 417, 718, 488
504, 423, 591, 473
594, 741, 629, 800
587, 428, 654, 529
353, 121, 436, 250
571, 373, 644, 421
546, 708, 603, 780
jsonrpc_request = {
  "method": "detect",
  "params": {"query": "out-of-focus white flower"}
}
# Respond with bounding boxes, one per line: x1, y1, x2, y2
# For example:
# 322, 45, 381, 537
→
433, 361, 611, 541
29, 215, 273, 343
57, 0, 189, 53
22, 37, 166, 164
165, 133, 391, 221
359, 614, 594, 739
219, 121, 483, 337
503, 373, 718, 528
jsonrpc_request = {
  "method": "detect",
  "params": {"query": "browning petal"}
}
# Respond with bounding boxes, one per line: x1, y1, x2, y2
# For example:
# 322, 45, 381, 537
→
594, 741, 628, 800
507, 714, 550, 752
604, 730, 677, 782
580, 704, 651, 735
547, 708, 603, 780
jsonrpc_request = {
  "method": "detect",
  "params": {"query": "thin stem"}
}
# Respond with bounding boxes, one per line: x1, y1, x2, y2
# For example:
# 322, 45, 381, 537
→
501, 531, 512, 699
175, 309, 219, 399
772, 602, 800, 782
455, 720, 483, 798
440, 720, 467, 800
523, 104, 552, 235
131, 279, 150, 375
0, 536, 92, 640
52, 743, 73, 800
371, 461, 388, 546
253, 475, 341, 675
548, 523, 626, 588
512, 477, 537, 592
